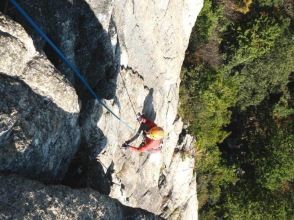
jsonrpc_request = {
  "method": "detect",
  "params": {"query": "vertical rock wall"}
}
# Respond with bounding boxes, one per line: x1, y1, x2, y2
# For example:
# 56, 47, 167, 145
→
95, 0, 203, 219
0, 13, 80, 181
0, 0, 203, 218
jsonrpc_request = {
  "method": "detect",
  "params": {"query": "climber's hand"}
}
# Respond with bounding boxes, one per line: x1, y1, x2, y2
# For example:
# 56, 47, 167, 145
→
136, 113, 147, 123
136, 112, 142, 122
122, 142, 130, 148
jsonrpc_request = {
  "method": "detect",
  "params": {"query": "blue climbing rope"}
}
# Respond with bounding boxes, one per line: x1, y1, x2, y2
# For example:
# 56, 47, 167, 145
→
9, 0, 135, 131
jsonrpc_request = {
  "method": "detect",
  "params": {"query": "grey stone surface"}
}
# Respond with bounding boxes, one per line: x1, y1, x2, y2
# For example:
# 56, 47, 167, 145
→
96, 0, 202, 218
9, 0, 119, 100
0, 13, 80, 182
0, 175, 161, 220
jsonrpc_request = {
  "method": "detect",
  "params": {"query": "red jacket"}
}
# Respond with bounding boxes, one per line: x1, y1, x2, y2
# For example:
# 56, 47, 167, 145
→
129, 117, 162, 152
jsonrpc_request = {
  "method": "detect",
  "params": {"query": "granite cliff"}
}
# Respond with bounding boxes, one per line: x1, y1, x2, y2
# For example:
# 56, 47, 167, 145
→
0, 0, 203, 219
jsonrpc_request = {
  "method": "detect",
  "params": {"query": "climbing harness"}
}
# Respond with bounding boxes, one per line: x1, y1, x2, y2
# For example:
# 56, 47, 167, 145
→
9, 0, 135, 132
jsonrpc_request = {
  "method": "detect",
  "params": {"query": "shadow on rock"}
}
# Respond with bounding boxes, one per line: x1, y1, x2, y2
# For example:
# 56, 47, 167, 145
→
142, 88, 156, 121
62, 99, 113, 195
4, 0, 120, 100
2, 0, 121, 194
0, 73, 80, 183
126, 88, 157, 145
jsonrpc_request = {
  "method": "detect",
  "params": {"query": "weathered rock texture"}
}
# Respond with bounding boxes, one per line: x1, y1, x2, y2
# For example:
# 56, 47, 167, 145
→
97, 0, 202, 219
0, 175, 161, 220
0, 13, 80, 182
0, 0, 203, 219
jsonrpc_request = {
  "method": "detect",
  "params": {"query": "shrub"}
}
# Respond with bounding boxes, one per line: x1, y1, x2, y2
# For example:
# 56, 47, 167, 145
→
188, 0, 222, 52
236, 0, 253, 14
180, 0, 294, 218
236, 34, 294, 108
223, 15, 288, 69
256, 0, 284, 7
255, 129, 294, 190
180, 64, 239, 210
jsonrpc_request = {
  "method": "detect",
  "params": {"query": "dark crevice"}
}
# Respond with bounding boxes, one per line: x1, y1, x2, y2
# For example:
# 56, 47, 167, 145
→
43, 42, 61, 69
62, 98, 111, 195
177, 128, 187, 145
62, 143, 112, 195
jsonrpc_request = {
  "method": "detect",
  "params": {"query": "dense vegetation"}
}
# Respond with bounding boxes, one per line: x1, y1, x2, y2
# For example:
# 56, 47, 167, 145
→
180, 0, 294, 219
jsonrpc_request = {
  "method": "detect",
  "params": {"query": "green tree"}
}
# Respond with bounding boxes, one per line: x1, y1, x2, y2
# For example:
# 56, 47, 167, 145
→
223, 15, 289, 69
221, 183, 293, 219
255, 130, 294, 190
237, 35, 294, 108
187, 0, 222, 51
180, 0, 294, 218
180, 64, 239, 210
256, 0, 284, 7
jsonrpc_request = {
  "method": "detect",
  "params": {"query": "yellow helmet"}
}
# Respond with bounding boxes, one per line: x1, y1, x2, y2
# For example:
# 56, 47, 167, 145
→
146, 126, 165, 140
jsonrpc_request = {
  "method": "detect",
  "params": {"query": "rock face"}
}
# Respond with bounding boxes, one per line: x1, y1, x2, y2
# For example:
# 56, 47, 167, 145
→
0, 0, 203, 219
0, 175, 161, 220
0, 13, 80, 182
96, 0, 202, 218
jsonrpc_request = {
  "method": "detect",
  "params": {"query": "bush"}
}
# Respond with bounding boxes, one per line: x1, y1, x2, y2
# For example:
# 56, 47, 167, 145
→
180, 0, 294, 218
180, 65, 239, 149
221, 183, 293, 219
273, 88, 294, 119
188, 0, 222, 51
237, 35, 294, 108
255, 129, 294, 190
256, 0, 284, 7
223, 15, 288, 69
197, 146, 237, 208
180, 64, 239, 211
236, 0, 253, 14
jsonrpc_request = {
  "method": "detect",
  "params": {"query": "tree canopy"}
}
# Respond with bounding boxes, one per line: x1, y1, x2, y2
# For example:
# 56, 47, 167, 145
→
180, 0, 294, 218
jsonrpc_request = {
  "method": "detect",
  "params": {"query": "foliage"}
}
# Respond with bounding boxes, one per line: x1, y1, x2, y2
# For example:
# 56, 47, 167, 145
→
273, 82, 294, 118
256, 0, 284, 7
220, 183, 294, 219
218, 93, 294, 218
236, 0, 253, 14
180, 64, 239, 209
191, 73, 238, 149
180, 65, 217, 125
255, 130, 294, 190
223, 15, 288, 69
236, 34, 294, 108
196, 146, 237, 208
180, 0, 294, 218
273, 98, 294, 118
187, 0, 222, 51
180, 65, 239, 149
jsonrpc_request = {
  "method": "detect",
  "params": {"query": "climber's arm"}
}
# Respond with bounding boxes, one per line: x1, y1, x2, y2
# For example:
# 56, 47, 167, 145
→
129, 142, 155, 152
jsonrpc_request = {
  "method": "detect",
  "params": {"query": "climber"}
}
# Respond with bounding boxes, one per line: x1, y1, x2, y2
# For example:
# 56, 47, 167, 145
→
122, 113, 165, 152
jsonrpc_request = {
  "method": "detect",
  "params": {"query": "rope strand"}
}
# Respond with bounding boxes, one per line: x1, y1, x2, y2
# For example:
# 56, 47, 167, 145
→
119, 70, 138, 120
9, 0, 135, 132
